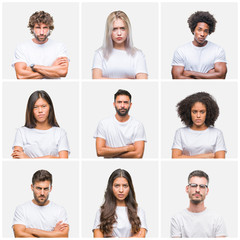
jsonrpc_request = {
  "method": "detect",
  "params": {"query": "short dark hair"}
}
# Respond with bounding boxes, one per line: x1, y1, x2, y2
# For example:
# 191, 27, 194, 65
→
28, 11, 54, 34
25, 90, 59, 128
114, 89, 132, 102
188, 170, 209, 185
32, 170, 52, 185
176, 92, 219, 127
188, 11, 217, 35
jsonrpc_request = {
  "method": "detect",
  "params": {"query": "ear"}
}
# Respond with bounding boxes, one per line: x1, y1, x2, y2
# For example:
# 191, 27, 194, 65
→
49, 185, 52, 192
185, 185, 189, 193
31, 184, 34, 191
206, 187, 209, 195
129, 102, 132, 108
113, 101, 116, 108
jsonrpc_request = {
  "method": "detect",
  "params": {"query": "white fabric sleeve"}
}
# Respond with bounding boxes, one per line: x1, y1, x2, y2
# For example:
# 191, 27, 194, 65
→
57, 43, 69, 60
92, 50, 103, 70
93, 121, 106, 140
170, 216, 182, 237
57, 207, 68, 224
172, 129, 183, 150
135, 50, 148, 75
138, 208, 148, 231
215, 216, 227, 237
92, 209, 101, 231
12, 128, 24, 149
12, 205, 26, 227
214, 47, 227, 63
58, 129, 70, 154
12, 45, 27, 66
171, 48, 185, 66
134, 122, 147, 142
214, 130, 227, 153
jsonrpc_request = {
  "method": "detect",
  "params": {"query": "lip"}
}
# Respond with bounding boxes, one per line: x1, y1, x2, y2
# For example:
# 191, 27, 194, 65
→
116, 37, 123, 40
118, 194, 125, 198
37, 114, 45, 118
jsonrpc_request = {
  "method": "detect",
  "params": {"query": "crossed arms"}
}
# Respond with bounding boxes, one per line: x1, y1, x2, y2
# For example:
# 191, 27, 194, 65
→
96, 137, 145, 158
13, 221, 69, 238
94, 228, 146, 238
15, 57, 69, 79
172, 62, 227, 79
172, 149, 225, 159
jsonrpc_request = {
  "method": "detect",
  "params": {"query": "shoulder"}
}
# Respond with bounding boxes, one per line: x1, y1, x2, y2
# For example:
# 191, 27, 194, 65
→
15, 201, 32, 211
175, 127, 188, 134
15, 40, 33, 49
98, 116, 114, 125
207, 41, 224, 50
134, 48, 145, 57
49, 201, 65, 210
208, 127, 223, 135
47, 39, 65, 47
175, 42, 192, 52
51, 126, 66, 134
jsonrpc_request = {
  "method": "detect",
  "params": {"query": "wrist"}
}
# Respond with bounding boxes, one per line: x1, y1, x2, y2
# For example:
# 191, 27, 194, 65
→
30, 64, 36, 72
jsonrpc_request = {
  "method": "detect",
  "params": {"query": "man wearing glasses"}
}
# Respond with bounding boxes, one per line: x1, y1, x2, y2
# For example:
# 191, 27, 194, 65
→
12, 170, 69, 238
170, 170, 227, 238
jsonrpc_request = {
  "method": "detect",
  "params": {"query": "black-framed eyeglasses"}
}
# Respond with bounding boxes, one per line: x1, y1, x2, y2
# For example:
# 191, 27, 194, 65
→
188, 183, 208, 189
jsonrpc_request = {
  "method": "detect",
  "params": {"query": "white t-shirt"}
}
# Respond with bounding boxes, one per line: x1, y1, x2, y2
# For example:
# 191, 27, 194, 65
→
172, 41, 227, 73
93, 206, 147, 237
94, 116, 147, 147
172, 127, 226, 156
92, 48, 148, 78
12, 39, 69, 67
13, 126, 70, 158
12, 200, 68, 231
171, 208, 227, 238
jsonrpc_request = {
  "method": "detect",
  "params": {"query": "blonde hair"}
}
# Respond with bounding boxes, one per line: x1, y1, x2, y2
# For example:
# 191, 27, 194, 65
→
102, 11, 136, 59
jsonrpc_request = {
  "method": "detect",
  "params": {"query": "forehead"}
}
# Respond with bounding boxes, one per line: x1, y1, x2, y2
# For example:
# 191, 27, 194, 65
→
191, 102, 206, 110
113, 177, 128, 185
33, 180, 51, 187
195, 22, 209, 30
34, 97, 48, 105
115, 95, 130, 102
189, 176, 208, 185
113, 18, 126, 27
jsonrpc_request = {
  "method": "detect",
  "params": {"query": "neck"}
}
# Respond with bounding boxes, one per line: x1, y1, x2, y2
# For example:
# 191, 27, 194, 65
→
115, 114, 130, 122
32, 38, 48, 45
191, 124, 208, 131
192, 40, 207, 47
116, 200, 126, 207
32, 199, 50, 206
113, 42, 125, 50
188, 201, 206, 213
35, 122, 52, 130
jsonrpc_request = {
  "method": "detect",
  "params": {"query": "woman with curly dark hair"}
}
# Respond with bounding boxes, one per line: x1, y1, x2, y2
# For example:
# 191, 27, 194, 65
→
172, 92, 226, 158
93, 169, 147, 237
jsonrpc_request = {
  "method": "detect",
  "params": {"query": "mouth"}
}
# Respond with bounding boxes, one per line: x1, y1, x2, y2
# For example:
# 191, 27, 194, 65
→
118, 194, 125, 198
116, 37, 123, 40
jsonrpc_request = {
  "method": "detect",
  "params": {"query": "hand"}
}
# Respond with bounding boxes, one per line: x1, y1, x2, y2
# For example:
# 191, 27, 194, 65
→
127, 144, 135, 152
11, 149, 30, 159
53, 221, 68, 232
52, 57, 68, 66
207, 68, 215, 73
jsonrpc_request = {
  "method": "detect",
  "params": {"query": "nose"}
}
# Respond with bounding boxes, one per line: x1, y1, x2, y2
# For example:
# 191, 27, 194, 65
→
117, 28, 121, 36
195, 185, 200, 192
197, 112, 200, 118
119, 186, 123, 193
40, 27, 44, 35
41, 189, 44, 195
38, 106, 43, 113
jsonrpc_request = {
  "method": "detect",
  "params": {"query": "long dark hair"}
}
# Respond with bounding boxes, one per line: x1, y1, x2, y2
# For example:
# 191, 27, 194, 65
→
25, 90, 59, 128
99, 169, 141, 236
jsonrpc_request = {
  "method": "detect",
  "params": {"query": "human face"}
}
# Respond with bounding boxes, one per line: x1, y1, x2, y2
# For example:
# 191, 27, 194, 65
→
31, 180, 52, 206
33, 23, 50, 44
33, 98, 50, 124
112, 177, 130, 206
191, 102, 207, 130
186, 176, 209, 205
193, 22, 209, 47
111, 18, 128, 49
114, 95, 132, 117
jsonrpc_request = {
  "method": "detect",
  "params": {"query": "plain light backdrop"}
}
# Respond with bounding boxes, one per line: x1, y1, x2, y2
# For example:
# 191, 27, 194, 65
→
161, 2, 238, 79
2, 160, 79, 238
82, 160, 159, 238
81, 81, 159, 158
82, 2, 159, 79
161, 81, 238, 158
2, 2, 79, 79
161, 160, 238, 237
2, 81, 79, 158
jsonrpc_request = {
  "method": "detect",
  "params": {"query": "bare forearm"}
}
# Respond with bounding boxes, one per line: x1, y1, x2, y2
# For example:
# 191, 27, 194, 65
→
16, 66, 44, 79
97, 145, 132, 158
184, 70, 225, 79
34, 65, 68, 78
26, 228, 68, 238
14, 231, 36, 238
173, 153, 214, 159
118, 150, 143, 158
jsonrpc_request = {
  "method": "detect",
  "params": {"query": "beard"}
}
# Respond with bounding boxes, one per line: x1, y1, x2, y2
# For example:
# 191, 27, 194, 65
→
115, 106, 130, 117
33, 30, 50, 43
189, 193, 205, 205
33, 192, 49, 206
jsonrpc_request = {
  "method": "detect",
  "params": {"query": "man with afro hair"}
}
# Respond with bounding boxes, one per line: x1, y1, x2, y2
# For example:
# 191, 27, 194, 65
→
171, 11, 227, 79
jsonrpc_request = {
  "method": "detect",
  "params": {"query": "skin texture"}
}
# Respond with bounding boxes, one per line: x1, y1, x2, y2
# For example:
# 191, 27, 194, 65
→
172, 22, 227, 79
95, 95, 145, 158
172, 102, 225, 159
14, 23, 68, 79
11, 98, 68, 159
13, 180, 69, 238
93, 177, 146, 238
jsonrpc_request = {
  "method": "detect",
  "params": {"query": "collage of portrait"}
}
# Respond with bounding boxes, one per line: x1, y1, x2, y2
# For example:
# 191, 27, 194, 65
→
1, 0, 239, 239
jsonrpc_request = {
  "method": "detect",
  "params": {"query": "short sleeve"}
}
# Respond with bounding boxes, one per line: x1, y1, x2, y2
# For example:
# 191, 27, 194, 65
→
12, 205, 26, 227
138, 208, 148, 231
134, 122, 147, 142
214, 47, 227, 64
135, 50, 148, 75
58, 129, 70, 154
215, 216, 227, 237
172, 129, 183, 150
214, 130, 227, 153
12, 45, 27, 67
57, 43, 69, 60
12, 128, 24, 149
171, 48, 185, 67
57, 207, 68, 224
92, 50, 103, 70
170, 216, 182, 237
92, 209, 101, 231
93, 121, 106, 140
